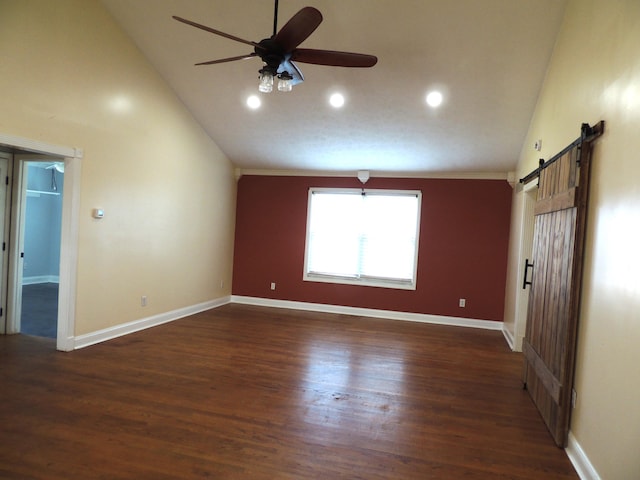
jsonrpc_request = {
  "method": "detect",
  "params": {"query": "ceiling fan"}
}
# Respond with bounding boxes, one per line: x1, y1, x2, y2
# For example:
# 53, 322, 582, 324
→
173, 0, 378, 93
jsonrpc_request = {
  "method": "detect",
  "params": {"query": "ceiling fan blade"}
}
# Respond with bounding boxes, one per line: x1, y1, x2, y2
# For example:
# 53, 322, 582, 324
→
172, 16, 264, 51
291, 48, 378, 67
274, 7, 323, 53
195, 53, 258, 66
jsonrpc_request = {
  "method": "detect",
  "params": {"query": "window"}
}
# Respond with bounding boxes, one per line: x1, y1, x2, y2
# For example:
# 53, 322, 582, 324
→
303, 188, 421, 290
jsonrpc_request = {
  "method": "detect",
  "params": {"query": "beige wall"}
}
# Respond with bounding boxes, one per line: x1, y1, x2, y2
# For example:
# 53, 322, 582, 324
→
505, 0, 640, 477
0, 0, 237, 335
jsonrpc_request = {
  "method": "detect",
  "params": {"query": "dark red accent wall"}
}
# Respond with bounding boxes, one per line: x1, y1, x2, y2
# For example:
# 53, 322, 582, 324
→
232, 175, 512, 322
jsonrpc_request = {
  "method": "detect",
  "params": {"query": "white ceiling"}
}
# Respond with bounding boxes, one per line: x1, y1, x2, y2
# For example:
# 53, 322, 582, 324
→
101, 0, 567, 176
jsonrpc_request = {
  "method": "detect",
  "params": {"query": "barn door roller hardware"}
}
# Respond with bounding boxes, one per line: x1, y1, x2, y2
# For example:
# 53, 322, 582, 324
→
519, 121, 605, 185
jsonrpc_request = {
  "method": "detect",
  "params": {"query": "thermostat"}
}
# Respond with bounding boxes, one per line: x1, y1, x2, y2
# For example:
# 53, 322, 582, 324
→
92, 208, 105, 219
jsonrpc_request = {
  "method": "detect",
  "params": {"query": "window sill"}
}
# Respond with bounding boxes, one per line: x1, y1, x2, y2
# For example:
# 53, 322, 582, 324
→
303, 273, 417, 291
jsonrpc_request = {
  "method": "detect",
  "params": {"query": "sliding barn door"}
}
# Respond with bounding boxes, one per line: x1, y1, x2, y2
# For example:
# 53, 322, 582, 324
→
522, 123, 602, 447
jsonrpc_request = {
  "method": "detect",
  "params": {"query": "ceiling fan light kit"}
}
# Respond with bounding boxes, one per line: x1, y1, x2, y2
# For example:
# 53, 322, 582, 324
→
258, 68, 275, 93
173, 1, 377, 94
277, 71, 293, 92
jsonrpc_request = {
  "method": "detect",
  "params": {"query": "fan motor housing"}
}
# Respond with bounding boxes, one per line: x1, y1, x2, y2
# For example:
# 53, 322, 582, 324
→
255, 38, 285, 69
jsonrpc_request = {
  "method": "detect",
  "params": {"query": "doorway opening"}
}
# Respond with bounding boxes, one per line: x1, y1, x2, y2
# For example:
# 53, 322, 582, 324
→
20, 161, 65, 339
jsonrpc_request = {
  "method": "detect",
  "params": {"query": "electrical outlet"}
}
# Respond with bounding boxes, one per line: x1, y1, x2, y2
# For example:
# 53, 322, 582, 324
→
220, 280, 224, 289
270, 282, 276, 290
459, 298, 466, 308
141, 295, 147, 307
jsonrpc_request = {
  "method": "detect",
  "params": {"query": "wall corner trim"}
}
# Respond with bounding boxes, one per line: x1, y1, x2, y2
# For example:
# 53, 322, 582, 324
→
230, 296, 503, 331
566, 432, 601, 480
73, 296, 231, 349
502, 324, 516, 350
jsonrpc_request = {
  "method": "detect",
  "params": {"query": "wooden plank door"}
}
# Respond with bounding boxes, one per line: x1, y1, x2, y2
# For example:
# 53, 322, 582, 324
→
522, 123, 601, 447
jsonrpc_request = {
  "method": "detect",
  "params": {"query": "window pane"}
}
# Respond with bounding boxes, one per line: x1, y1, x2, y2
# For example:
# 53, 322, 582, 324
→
360, 194, 418, 280
307, 192, 361, 276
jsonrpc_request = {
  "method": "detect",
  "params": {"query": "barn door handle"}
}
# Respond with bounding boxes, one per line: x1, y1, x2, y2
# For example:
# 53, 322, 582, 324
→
522, 259, 534, 289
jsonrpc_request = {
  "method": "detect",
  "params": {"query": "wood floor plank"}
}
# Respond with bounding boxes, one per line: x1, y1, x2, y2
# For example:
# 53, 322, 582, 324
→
0, 304, 578, 479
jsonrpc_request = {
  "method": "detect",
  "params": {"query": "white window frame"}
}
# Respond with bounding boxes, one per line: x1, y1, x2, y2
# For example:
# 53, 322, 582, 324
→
303, 187, 421, 290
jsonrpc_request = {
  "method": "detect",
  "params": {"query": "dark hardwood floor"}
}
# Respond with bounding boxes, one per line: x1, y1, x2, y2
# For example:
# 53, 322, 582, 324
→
0, 304, 578, 479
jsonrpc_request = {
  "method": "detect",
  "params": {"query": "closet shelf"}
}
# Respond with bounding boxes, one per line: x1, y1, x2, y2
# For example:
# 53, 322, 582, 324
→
27, 189, 61, 196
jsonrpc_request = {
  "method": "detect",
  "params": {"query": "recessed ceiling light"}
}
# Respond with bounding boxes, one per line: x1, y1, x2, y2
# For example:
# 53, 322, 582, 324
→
329, 93, 345, 108
246, 95, 261, 109
426, 90, 443, 108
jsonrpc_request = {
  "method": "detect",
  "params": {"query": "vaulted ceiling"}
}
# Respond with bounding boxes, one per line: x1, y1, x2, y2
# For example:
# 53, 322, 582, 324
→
101, 0, 567, 176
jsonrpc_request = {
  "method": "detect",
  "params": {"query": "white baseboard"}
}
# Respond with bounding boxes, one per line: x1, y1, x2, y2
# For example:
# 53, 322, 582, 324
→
23, 275, 59, 285
72, 294, 503, 350
230, 296, 503, 331
73, 296, 231, 349
502, 325, 515, 350
566, 432, 601, 480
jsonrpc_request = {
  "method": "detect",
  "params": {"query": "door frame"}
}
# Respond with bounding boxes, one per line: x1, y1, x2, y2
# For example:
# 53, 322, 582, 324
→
511, 180, 538, 351
0, 133, 81, 351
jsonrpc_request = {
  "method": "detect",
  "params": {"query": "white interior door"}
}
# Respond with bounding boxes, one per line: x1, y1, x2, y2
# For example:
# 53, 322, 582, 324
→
0, 152, 12, 334
7, 156, 31, 334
